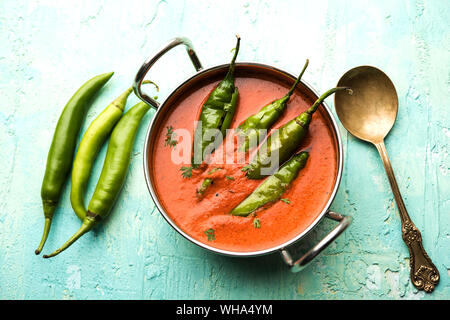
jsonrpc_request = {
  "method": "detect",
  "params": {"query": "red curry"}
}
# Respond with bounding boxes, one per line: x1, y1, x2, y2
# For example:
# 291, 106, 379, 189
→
151, 76, 338, 252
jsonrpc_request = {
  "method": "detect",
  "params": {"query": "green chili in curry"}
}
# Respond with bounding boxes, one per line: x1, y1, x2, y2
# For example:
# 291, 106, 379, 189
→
231, 151, 309, 216
244, 87, 350, 179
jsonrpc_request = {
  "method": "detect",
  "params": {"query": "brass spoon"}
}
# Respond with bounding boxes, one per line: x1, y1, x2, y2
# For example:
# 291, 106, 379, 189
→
334, 66, 439, 293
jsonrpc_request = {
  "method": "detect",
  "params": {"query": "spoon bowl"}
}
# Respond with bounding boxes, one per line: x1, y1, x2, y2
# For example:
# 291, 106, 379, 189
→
335, 66, 398, 143
334, 65, 439, 293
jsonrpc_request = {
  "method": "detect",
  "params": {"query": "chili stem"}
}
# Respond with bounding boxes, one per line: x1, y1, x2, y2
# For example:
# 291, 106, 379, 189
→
225, 35, 241, 79
307, 87, 351, 115
43, 219, 95, 259
286, 59, 309, 98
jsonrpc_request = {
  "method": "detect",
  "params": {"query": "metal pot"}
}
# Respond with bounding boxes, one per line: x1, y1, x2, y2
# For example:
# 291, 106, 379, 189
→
133, 37, 351, 272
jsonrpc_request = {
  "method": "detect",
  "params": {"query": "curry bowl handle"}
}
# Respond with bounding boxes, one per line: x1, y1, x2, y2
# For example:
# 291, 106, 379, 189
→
281, 211, 352, 272
133, 37, 203, 109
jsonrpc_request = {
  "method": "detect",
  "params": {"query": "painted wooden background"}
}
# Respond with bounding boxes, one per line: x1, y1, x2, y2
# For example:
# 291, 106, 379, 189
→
0, 0, 448, 299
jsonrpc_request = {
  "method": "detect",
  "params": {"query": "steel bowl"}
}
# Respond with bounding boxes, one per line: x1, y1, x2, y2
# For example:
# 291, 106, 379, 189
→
133, 37, 351, 272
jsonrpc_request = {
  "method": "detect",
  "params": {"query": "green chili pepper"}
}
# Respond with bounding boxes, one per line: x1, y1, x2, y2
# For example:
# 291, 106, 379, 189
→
244, 87, 350, 179
197, 178, 213, 198
196, 168, 223, 199
231, 151, 309, 216
43, 102, 150, 258
195, 60, 309, 199
192, 35, 241, 166
236, 59, 309, 152
36, 72, 114, 255
70, 81, 157, 221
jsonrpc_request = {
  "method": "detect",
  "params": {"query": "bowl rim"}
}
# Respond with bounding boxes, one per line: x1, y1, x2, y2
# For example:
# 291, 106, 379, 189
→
142, 62, 344, 257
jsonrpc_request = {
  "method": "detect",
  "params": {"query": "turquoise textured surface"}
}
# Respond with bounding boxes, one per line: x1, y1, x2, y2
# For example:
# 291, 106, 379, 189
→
0, 0, 449, 299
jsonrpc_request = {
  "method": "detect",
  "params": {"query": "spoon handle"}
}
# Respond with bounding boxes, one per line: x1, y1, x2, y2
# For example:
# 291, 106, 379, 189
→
375, 141, 439, 293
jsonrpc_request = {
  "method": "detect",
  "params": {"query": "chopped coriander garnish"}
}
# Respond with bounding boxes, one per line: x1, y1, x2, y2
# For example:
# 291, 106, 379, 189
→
204, 228, 216, 241
164, 126, 177, 148
281, 198, 291, 204
253, 218, 261, 229
225, 176, 235, 180
180, 166, 192, 178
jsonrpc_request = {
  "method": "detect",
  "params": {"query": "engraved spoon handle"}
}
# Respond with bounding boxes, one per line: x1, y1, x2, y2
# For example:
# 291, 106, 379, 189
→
374, 141, 439, 293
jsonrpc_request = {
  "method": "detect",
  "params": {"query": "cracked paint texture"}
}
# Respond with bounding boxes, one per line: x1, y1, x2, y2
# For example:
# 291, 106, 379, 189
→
0, 0, 449, 299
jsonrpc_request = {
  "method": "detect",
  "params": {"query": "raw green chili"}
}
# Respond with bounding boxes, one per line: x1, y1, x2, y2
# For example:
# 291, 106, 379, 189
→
70, 81, 157, 221
236, 59, 309, 152
43, 102, 150, 258
36, 72, 113, 255
244, 87, 349, 179
192, 35, 241, 166
231, 151, 309, 216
